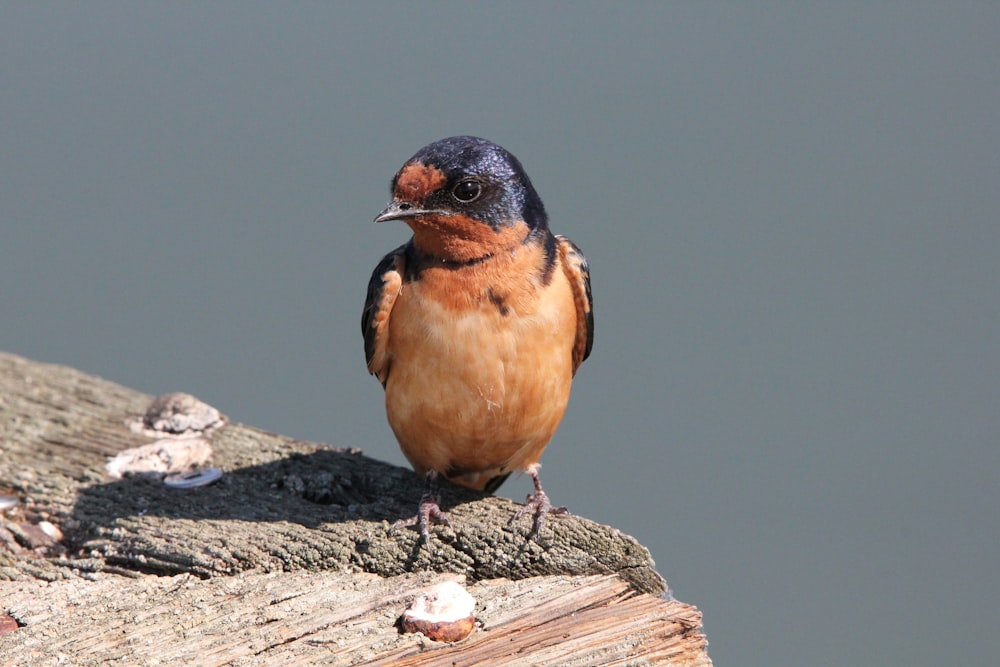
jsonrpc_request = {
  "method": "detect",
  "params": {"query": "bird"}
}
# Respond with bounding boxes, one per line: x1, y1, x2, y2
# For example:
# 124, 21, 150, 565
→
362, 136, 594, 547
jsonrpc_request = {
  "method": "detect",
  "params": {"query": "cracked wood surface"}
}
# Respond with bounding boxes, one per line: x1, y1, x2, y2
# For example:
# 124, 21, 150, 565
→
3, 572, 709, 666
0, 352, 711, 665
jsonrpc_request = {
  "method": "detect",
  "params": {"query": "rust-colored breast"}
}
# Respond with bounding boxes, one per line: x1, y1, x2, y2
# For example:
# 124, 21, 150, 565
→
382, 236, 580, 489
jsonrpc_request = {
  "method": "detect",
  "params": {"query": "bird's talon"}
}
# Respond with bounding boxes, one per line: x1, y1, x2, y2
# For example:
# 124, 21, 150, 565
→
510, 484, 570, 536
391, 515, 420, 531
394, 483, 449, 549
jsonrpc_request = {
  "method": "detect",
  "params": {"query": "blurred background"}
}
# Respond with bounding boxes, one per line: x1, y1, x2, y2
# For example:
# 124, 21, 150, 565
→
2, 3, 998, 664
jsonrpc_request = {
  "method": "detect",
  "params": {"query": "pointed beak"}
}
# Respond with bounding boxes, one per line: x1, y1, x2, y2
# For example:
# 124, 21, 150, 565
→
374, 200, 444, 223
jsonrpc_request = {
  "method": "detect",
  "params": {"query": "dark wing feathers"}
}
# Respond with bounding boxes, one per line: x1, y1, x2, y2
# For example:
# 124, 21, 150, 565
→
556, 236, 594, 372
362, 244, 407, 386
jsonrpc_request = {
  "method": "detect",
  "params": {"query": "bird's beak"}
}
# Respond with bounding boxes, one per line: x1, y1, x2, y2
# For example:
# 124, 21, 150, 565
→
374, 201, 444, 223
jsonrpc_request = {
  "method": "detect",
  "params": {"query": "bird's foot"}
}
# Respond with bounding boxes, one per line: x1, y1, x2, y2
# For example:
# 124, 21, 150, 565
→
392, 475, 451, 551
510, 471, 569, 536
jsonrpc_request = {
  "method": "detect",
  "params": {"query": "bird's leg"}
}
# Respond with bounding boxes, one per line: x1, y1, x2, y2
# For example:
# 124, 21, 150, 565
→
392, 470, 450, 548
510, 466, 569, 534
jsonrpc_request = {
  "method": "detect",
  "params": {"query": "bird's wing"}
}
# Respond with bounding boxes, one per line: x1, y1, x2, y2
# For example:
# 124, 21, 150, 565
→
556, 235, 594, 373
362, 244, 407, 386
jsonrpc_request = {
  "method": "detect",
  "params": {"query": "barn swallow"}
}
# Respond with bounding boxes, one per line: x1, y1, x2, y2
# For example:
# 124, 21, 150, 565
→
362, 136, 594, 547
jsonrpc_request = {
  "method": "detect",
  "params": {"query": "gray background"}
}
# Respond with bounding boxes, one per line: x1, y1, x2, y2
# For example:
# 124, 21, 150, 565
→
2, 3, 997, 664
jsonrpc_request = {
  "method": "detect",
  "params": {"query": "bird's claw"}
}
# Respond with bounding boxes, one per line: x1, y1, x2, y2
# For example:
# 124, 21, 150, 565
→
393, 493, 450, 549
510, 488, 569, 535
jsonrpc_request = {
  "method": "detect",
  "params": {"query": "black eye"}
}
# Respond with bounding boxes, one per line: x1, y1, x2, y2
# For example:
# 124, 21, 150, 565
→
452, 180, 481, 203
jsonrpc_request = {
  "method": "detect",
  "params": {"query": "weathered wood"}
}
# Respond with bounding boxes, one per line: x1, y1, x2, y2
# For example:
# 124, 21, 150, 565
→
2, 572, 709, 666
0, 352, 711, 664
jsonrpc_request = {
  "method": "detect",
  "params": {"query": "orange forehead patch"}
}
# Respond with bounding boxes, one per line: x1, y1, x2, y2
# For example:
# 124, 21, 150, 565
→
395, 162, 447, 203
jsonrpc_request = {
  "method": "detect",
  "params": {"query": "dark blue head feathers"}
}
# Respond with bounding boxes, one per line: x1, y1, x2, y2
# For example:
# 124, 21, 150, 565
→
396, 136, 548, 230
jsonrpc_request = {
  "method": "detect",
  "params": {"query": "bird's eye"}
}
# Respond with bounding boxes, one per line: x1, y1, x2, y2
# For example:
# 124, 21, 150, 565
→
452, 180, 481, 203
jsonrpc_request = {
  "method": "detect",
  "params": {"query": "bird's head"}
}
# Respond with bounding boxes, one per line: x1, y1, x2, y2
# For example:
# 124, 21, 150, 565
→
375, 136, 548, 262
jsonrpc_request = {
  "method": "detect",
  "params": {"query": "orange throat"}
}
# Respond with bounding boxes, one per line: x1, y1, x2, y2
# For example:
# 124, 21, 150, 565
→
407, 214, 531, 264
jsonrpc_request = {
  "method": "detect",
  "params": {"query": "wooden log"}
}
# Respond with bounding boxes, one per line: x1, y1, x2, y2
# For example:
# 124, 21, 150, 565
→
0, 352, 711, 665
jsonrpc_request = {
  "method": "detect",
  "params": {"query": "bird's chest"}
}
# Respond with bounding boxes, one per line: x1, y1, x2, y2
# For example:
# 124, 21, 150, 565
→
385, 267, 575, 406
